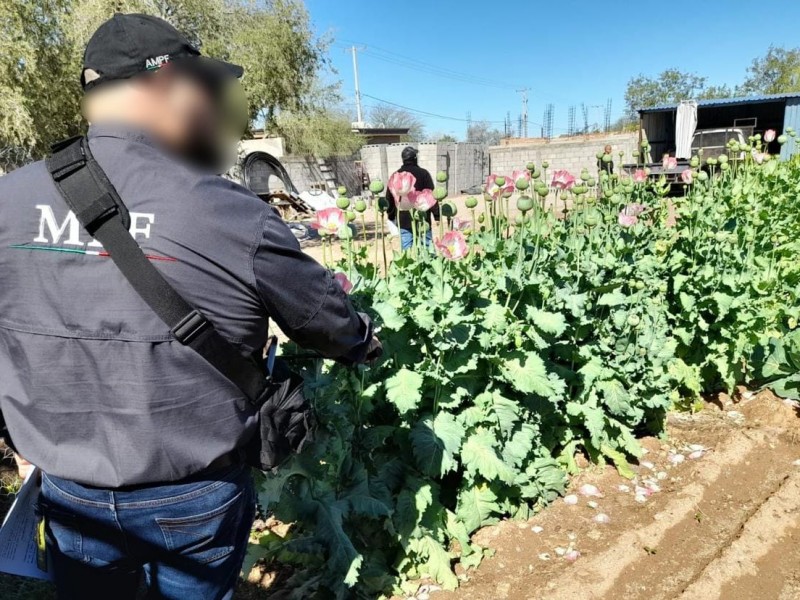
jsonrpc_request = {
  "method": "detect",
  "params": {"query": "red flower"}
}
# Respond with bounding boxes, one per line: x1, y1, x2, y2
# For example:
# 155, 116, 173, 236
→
388, 171, 417, 210
680, 169, 693, 185
633, 169, 647, 183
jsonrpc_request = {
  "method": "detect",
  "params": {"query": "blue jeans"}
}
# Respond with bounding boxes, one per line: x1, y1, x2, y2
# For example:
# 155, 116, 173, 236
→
39, 464, 255, 600
400, 228, 433, 250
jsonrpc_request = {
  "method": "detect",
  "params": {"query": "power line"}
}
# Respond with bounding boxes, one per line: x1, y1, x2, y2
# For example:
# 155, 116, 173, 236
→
362, 93, 510, 125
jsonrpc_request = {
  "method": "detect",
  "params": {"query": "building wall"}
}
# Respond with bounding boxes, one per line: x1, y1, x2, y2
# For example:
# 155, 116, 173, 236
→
782, 97, 800, 161
488, 132, 640, 177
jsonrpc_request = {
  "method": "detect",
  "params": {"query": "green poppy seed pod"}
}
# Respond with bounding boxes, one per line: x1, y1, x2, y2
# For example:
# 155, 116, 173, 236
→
690, 156, 700, 168
514, 213, 530, 225
478, 213, 486, 224
720, 162, 730, 171
465, 196, 479, 209
354, 199, 367, 213
433, 187, 448, 201
595, 151, 604, 160
346, 210, 356, 222
587, 177, 596, 187
580, 169, 590, 182
531, 168, 541, 179
718, 154, 728, 164
536, 186, 548, 198
602, 154, 612, 163
584, 208, 601, 227
526, 161, 536, 171
495, 176, 506, 186
779, 134, 788, 144
755, 133, 762, 141
627, 314, 641, 327
436, 170, 448, 183
632, 150, 640, 158
640, 139, 649, 148
698, 171, 709, 182
517, 195, 534, 212
541, 161, 550, 169
369, 180, 385, 194
706, 157, 718, 166
336, 197, 351, 209
337, 224, 353, 239
337, 186, 347, 196
516, 178, 530, 191
377, 197, 389, 212
600, 172, 609, 182
441, 201, 457, 218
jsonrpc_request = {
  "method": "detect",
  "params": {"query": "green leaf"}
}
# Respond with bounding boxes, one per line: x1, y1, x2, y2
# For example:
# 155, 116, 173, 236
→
456, 485, 499, 534
385, 368, 424, 413
373, 301, 405, 330
598, 289, 628, 307
313, 500, 363, 587
410, 412, 464, 477
526, 307, 567, 336
418, 535, 459, 591
597, 380, 632, 417
461, 428, 516, 484
712, 292, 735, 319
600, 443, 635, 479
502, 423, 537, 466
500, 352, 555, 397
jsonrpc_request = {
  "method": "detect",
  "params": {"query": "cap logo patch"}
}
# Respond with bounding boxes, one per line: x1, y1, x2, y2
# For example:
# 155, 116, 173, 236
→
145, 54, 170, 70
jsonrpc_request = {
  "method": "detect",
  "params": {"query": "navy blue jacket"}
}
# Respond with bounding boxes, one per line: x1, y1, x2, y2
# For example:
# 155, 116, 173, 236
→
0, 125, 370, 487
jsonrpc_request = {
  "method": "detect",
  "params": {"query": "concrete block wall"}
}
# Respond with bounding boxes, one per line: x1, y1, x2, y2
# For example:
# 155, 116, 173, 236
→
488, 132, 639, 178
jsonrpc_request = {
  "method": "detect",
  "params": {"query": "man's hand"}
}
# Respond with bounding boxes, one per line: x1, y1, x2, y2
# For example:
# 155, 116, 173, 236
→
13, 453, 33, 480
365, 336, 383, 364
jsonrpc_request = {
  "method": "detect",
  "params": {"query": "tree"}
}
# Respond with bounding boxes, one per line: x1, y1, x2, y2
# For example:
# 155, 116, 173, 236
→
368, 104, 425, 141
623, 69, 729, 120
427, 132, 457, 143
276, 109, 363, 156
737, 46, 800, 96
0, 0, 327, 170
466, 120, 503, 146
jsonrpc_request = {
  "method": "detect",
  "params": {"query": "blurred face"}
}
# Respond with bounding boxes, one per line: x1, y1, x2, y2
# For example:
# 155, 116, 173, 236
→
154, 71, 247, 173
604, 145, 612, 154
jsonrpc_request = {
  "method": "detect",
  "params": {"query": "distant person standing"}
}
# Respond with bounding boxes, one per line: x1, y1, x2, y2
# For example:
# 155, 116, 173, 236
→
598, 144, 614, 174
386, 146, 439, 250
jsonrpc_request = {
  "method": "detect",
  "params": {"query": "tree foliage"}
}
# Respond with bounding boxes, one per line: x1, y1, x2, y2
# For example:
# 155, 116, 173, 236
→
369, 103, 425, 142
275, 109, 363, 156
737, 46, 800, 96
0, 0, 327, 170
466, 120, 503, 146
623, 69, 729, 119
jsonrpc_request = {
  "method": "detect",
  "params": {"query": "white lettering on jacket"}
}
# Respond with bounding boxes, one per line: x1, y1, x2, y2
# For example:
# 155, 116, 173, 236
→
34, 205, 155, 247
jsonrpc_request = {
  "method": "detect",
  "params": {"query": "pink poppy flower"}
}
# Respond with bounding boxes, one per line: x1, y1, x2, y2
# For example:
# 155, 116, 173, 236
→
551, 170, 576, 190
662, 156, 678, 170
435, 230, 469, 261
452, 217, 472, 232
388, 171, 417, 210
764, 129, 777, 143
512, 168, 531, 188
310, 207, 347, 236
633, 169, 647, 183
681, 169, 693, 185
333, 272, 353, 294
752, 150, 768, 164
618, 213, 638, 227
408, 189, 437, 212
485, 174, 515, 201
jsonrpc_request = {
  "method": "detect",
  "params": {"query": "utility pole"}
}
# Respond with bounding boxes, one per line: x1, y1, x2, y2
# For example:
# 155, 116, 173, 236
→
349, 46, 365, 127
517, 88, 530, 138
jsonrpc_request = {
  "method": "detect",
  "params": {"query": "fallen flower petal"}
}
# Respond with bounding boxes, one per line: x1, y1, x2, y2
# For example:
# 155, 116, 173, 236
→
587, 501, 599, 509
617, 484, 631, 493
635, 485, 653, 497
531, 525, 544, 534
640, 461, 655, 470
555, 547, 567, 556
563, 494, 579, 505
656, 471, 668, 480
564, 550, 581, 561
333, 272, 353, 294
669, 453, 686, 465
578, 484, 603, 498
594, 513, 611, 524
688, 450, 704, 460
635, 493, 648, 503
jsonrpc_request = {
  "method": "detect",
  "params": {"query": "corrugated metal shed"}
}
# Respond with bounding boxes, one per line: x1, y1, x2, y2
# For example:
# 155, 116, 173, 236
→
781, 97, 800, 160
639, 93, 800, 114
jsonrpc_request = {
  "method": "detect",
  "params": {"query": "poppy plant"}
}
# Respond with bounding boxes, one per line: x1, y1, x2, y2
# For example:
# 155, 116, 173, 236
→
764, 129, 777, 143
408, 189, 437, 212
681, 169, 693, 185
662, 156, 678, 171
633, 169, 647, 183
485, 174, 515, 200
311, 207, 347, 236
551, 170, 576, 190
512, 169, 531, 190
435, 230, 469, 260
388, 171, 417, 210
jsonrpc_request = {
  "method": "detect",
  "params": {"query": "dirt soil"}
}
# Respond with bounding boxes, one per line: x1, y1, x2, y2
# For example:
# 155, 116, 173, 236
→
428, 390, 800, 600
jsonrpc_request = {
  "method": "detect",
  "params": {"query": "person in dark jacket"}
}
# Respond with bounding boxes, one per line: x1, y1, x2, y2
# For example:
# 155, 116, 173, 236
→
598, 144, 614, 174
386, 146, 440, 249
0, 13, 379, 599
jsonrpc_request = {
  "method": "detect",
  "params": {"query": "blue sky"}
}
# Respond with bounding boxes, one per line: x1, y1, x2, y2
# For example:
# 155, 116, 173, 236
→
304, 0, 800, 138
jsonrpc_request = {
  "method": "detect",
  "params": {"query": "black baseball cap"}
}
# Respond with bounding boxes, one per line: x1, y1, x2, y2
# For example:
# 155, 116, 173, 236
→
81, 13, 243, 91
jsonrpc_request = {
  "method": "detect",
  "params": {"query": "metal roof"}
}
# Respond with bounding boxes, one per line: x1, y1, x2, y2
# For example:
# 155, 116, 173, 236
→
638, 93, 800, 114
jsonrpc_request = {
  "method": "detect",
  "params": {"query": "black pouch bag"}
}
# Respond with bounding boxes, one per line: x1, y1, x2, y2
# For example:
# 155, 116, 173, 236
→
45, 136, 314, 472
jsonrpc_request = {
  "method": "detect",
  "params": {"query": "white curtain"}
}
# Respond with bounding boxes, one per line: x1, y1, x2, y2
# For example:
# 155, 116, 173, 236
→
675, 101, 698, 159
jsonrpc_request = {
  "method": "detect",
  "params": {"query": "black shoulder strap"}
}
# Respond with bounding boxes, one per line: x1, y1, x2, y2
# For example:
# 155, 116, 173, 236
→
45, 136, 267, 404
